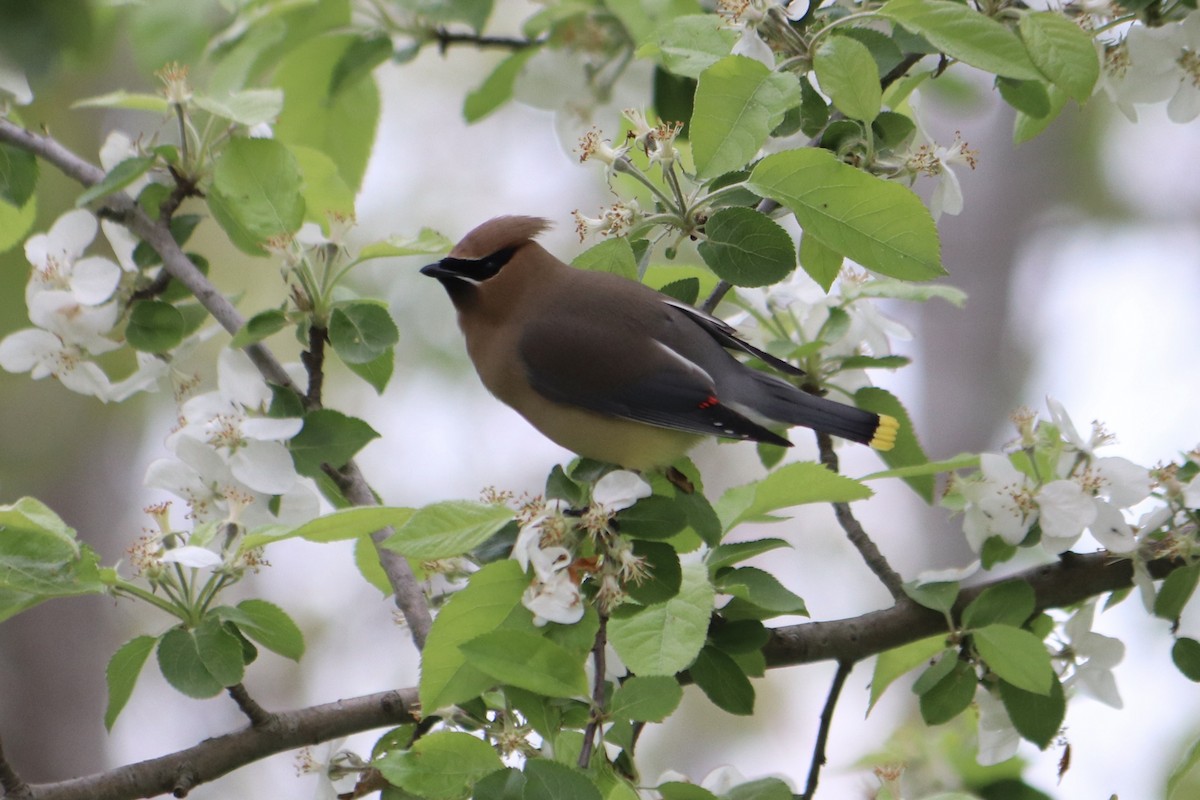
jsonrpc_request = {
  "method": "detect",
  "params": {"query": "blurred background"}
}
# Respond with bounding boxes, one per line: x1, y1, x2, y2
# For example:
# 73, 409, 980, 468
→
1, 0, 1198, 797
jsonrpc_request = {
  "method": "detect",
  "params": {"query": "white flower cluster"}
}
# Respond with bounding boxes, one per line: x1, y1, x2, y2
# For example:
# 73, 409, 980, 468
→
511, 470, 652, 626
731, 271, 915, 400
145, 349, 318, 529
0, 207, 167, 400
959, 399, 1152, 557
1100, 12, 1200, 123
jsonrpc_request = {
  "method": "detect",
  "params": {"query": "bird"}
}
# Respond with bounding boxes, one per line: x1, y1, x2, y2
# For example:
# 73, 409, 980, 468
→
421, 216, 899, 471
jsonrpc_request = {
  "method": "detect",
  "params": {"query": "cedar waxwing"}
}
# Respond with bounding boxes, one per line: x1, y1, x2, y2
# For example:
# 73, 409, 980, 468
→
421, 216, 899, 471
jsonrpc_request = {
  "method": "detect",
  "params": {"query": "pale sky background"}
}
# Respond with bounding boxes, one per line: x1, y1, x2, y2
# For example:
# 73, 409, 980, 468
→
5, 4, 1200, 798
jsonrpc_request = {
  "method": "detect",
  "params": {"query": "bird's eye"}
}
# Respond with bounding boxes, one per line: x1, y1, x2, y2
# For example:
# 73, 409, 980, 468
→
475, 246, 516, 279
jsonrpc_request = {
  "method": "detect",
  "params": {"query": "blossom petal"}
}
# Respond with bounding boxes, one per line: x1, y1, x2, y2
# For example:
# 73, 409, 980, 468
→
161, 545, 222, 569
218, 347, 272, 409
975, 688, 1021, 766
1088, 500, 1136, 553
592, 470, 652, 512
229, 439, 299, 495
70, 256, 122, 304
1037, 480, 1096, 545
1094, 457, 1151, 508
240, 416, 303, 442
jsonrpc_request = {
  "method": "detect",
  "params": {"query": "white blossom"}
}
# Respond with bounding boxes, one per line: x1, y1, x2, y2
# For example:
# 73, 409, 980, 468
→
975, 687, 1021, 766
1061, 602, 1125, 709
592, 470, 652, 513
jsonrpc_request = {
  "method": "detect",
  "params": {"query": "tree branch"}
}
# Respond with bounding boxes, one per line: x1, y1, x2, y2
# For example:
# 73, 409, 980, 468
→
227, 683, 274, 728
26, 689, 417, 800
432, 27, 543, 52
7, 550, 1173, 800
801, 660, 853, 800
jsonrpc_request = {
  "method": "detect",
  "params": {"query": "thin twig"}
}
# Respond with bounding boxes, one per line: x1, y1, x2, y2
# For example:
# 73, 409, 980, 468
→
801, 660, 853, 800
815, 430, 907, 600
302, 324, 328, 408
0, 736, 32, 800
227, 683, 274, 727
433, 28, 543, 52
578, 614, 609, 769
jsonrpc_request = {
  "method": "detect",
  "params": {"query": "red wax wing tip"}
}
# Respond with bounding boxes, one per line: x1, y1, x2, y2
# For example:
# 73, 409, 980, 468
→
697, 394, 719, 410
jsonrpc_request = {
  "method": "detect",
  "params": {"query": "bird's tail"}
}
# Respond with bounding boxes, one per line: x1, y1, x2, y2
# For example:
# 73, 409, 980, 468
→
742, 374, 899, 451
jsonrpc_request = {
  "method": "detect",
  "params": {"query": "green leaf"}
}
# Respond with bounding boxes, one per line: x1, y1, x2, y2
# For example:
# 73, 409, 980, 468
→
215, 599, 305, 661
996, 77, 1051, 118
105, 635, 157, 730
748, 148, 945, 281
0, 497, 104, 621
0, 142, 38, 207
798, 231, 843, 291
376, 731, 504, 800
125, 299, 186, 353
657, 277, 701, 305
355, 534, 393, 596
419, 561, 528, 710
691, 55, 801, 180
962, 580, 1035, 629
358, 228, 453, 260
346, 347, 395, 394
523, 759, 602, 800
705, 538, 790, 573
871, 110, 917, 148
625, 540, 682, 605
860, 452, 979, 481
208, 137, 305, 254
244, 506, 412, 549
609, 563, 714, 676
229, 308, 288, 348
651, 14, 738, 79
474, 767, 526, 800
1168, 735, 1200, 800
72, 90, 169, 113
715, 566, 807, 619
460, 629, 588, 698
878, 0, 1043, 81
675, 485, 723, 547
616, 494, 688, 540
329, 302, 399, 365
1156, 563, 1200, 621
902, 580, 959, 614
383, 501, 513, 561
571, 236, 638, 280
193, 88, 284, 126
289, 409, 379, 476
724, 778, 793, 800
274, 34, 379, 192
689, 644, 754, 715
917, 657, 976, 725
855, 387, 932, 502
157, 626, 226, 698
697, 207, 796, 287
1012, 82, 1070, 144
610, 675, 683, 722
998, 674, 1065, 748
464, 47, 539, 122
869, 634, 945, 712
330, 33, 393, 96
1174, 638, 1200, 682
0, 193, 36, 255
290, 144, 356, 227
1018, 11, 1099, 102
715, 461, 872, 531
710, 619, 769, 655
798, 74, 831, 138
195, 615, 248, 685
658, 783, 720, 800
813, 35, 882, 122
973, 625, 1053, 695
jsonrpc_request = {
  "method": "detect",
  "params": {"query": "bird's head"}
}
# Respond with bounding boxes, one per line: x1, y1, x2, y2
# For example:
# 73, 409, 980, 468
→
420, 216, 552, 293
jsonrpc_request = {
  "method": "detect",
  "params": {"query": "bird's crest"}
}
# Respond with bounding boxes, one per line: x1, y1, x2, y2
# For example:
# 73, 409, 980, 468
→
450, 216, 551, 259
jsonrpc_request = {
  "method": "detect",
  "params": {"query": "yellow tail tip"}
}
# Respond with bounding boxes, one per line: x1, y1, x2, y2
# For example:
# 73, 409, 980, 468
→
869, 414, 900, 451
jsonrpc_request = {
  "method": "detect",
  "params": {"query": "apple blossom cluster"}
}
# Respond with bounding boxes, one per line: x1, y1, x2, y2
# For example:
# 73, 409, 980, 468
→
731, 269, 945, 402
0, 207, 167, 401
144, 348, 318, 530
954, 399, 1154, 561
511, 470, 653, 625
1098, 11, 1200, 123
